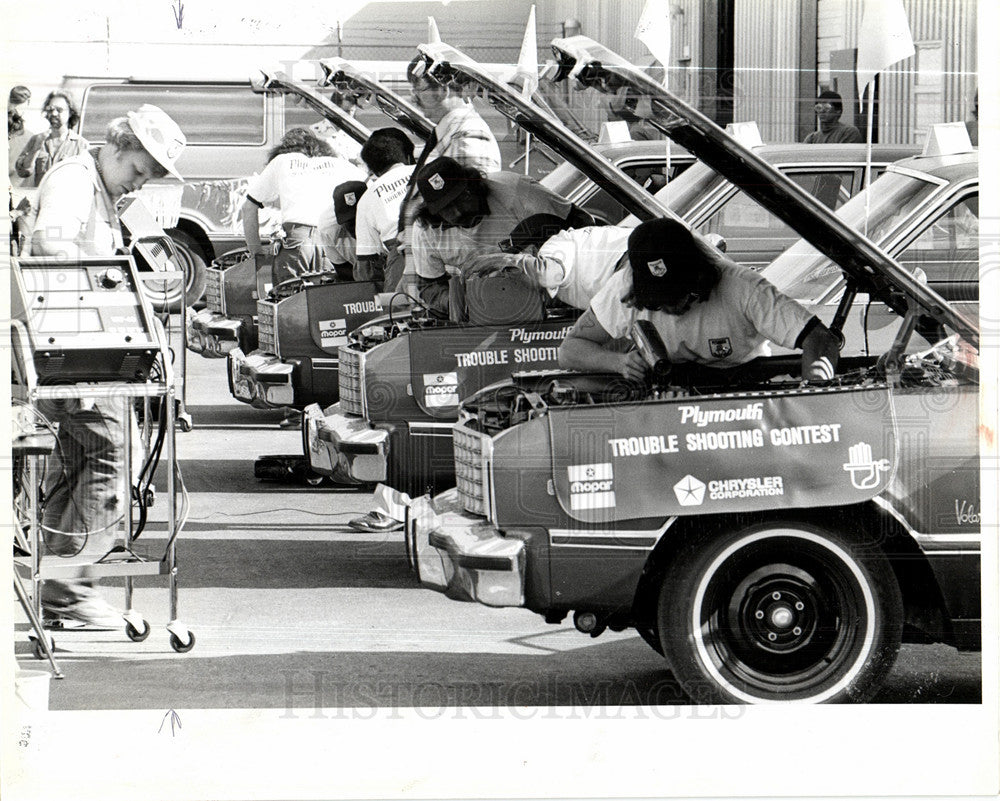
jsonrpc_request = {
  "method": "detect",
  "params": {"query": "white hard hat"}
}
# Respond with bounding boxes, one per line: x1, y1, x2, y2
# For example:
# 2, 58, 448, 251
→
126, 104, 186, 180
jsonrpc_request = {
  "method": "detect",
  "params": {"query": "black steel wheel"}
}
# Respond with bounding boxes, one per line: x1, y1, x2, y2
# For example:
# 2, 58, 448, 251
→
169, 631, 196, 653
125, 619, 151, 642
657, 521, 902, 704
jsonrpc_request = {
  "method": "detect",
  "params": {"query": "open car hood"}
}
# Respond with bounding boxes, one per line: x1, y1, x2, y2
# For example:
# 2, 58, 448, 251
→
547, 36, 977, 348
251, 69, 371, 145
417, 41, 676, 223
318, 58, 434, 142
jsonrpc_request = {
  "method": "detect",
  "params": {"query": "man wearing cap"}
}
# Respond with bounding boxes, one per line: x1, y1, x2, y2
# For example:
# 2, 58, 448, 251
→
354, 128, 415, 290
559, 218, 840, 383
409, 156, 580, 315
320, 180, 368, 280
407, 54, 501, 177
805, 90, 862, 144
28, 105, 187, 628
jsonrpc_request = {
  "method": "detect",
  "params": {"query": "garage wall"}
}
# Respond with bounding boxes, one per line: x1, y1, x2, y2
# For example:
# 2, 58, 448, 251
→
734, 0, 804, 142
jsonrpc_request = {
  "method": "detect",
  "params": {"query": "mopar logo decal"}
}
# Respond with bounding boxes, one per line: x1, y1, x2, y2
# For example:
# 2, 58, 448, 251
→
423, 372, 458, 408
318, 318, 347, 340
673, 475, 706, 506
567, 463, 616, 510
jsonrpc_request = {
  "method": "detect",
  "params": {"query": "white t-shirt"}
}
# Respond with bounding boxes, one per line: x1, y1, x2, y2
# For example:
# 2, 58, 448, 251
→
589, 259, 816, 366
355, 163, 414, 257
30, 152, 119, 257
533, 225, 631, 310
411, 172, 572, 280
319, 204, 357, 267
246, 152, 365, 228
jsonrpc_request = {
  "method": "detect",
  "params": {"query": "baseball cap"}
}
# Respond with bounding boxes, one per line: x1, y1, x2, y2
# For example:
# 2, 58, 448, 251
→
416, 157, 472, 214
626, 218, 708, 308
334, 180, 368, 225
126, 104, 186, 180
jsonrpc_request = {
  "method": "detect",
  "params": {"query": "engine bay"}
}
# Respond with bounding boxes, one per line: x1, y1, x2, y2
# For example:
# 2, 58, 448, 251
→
459, 336, 977, 438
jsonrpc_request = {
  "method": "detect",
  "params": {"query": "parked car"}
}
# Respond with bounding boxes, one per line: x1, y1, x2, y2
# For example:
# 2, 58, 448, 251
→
405, 35, 980, 705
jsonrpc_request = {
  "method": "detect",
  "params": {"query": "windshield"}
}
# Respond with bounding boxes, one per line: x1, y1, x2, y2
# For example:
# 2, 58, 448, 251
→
763, 168, 946, 302
618, 161, 725, 227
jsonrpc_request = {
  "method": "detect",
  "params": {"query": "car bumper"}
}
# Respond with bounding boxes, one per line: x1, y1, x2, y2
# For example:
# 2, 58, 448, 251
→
187, 307, 242, 358
303, 402, 389, 482
406, 489, 525, 608
228, 347, 294, 409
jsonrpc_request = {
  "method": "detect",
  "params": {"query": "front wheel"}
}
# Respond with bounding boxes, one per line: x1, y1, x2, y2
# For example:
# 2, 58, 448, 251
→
657, 521, 902, 704
146, 228, 208, 312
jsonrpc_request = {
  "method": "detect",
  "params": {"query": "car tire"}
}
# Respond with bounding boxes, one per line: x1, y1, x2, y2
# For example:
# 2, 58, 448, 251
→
657, 520, 903, 704
150, 227, 208, 312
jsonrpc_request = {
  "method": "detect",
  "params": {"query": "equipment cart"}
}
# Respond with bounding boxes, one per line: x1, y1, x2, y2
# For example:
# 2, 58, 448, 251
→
10, 254, 195, 661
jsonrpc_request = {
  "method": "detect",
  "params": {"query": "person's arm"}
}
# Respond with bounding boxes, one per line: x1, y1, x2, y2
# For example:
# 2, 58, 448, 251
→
559, 307, 647, 381
14, 134, 40, 178
797, 319, 841, 381
241, 199, 266, 256
31, 165, 94, 258
415, 273, 450, 316
355, 253, 386, 285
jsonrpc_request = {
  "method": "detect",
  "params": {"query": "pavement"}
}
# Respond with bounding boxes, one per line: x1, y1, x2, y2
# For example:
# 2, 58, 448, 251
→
6, 318, 989, 801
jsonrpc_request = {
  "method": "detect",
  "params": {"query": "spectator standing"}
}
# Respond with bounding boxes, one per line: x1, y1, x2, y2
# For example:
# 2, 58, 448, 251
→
15, 90, 88, 186
8, 85, 44, 189
804, 90, 862, 144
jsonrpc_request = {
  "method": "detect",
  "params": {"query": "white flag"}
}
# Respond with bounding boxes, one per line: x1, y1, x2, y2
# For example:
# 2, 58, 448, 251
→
855, 0, 914, 101
427, 16, 441, 45
514, 5, 539, 99
635, 0, 671, 81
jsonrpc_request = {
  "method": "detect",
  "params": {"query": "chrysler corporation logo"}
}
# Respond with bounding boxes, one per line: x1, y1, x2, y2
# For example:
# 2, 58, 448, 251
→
673, 474, 706, 506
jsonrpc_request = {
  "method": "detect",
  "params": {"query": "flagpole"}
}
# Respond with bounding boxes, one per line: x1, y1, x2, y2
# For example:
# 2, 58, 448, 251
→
864, 85, 875, 237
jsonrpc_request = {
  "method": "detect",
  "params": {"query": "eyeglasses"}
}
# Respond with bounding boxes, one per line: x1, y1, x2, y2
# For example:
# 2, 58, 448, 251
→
814, 102, 836, 111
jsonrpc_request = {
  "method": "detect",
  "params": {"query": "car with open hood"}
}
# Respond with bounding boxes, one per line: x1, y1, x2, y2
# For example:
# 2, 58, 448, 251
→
405, 36, 980, 705
303, 43, 918, 494
184, 67, 392, 362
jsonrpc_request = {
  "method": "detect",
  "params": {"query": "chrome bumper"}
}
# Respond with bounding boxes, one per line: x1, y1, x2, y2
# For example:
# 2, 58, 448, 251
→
303, 402, 389, 482
228, 347, 294, 409
406, 489, 525, 608
187, 307, 242, 357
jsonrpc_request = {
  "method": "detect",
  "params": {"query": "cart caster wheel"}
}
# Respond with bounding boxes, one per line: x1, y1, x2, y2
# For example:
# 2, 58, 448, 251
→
169, 631, 196, 653
304, 473, 325, 487
125, 620, 151, 642
31, 635, 54, 660
177, 415, 193, 433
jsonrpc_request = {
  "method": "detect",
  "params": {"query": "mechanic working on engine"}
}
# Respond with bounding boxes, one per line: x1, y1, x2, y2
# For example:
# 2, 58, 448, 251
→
408, 156, 590, 317
465, 213, 631, 310
558, 218, 841, 382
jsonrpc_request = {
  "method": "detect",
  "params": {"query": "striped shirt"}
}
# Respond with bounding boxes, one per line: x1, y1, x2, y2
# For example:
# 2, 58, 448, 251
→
428, 104, 502, 175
